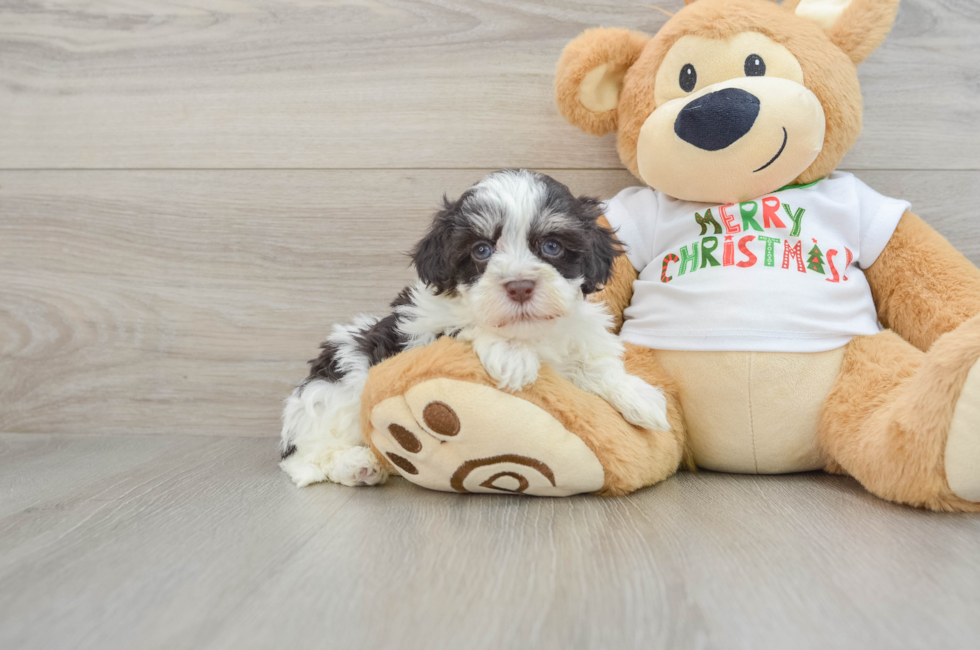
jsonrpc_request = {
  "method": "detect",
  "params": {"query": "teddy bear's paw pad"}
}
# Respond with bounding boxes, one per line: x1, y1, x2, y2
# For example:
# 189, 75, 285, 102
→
369, 378, 605, 497
946, 360, 980, 501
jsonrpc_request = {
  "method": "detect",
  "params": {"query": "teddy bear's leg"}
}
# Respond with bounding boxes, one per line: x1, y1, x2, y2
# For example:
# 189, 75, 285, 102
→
820, 314, 980, 511
360, 337, 687, 496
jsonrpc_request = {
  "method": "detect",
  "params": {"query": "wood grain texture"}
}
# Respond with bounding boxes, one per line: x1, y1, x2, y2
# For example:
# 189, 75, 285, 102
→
1, 433, 978, 650
2, 2, 978, 647
3, 169, 979, 437
1, 0, 978, 170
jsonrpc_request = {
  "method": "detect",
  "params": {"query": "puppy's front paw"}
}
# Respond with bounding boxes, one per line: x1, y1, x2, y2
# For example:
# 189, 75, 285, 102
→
328, 446, 388, 486
614, 376, 671, 432
477, 342, 540, 392
493, 353, 541, 392
280, 445, 386, 488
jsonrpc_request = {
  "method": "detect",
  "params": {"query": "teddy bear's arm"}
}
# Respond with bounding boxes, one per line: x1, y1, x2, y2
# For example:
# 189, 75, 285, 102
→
588, 216, 639, 334
865, 211, 980, 352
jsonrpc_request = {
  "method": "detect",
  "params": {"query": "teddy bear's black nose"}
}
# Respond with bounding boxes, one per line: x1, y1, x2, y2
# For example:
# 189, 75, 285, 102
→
674, 87, 761, 151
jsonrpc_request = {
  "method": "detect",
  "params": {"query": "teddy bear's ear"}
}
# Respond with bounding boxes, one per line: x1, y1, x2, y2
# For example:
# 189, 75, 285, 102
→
555, 28, 649, 136
793, 0, 900, 65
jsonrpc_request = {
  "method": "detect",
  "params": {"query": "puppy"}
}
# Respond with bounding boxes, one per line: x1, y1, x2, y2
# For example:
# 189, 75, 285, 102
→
280, 170, 669, 487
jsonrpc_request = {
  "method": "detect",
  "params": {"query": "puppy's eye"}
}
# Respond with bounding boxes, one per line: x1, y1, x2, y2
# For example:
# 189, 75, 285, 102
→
541, 240, 562, 257
744, 54, 766, 77
472, 242, 494, 261
679, 63, 697, 93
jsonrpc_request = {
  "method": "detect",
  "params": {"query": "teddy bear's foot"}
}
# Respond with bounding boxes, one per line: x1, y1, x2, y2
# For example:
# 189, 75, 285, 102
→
368, 377, 606, 496
822, 316, 980, 511
946, 360, 980, 501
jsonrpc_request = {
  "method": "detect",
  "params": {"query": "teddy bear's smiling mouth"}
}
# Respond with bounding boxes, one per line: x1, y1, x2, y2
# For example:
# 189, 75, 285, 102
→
753, 127, 788, 173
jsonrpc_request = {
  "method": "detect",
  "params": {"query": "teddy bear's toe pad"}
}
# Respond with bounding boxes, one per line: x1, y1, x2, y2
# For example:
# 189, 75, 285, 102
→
369, 378, 605, 496
946, 361, 980, 501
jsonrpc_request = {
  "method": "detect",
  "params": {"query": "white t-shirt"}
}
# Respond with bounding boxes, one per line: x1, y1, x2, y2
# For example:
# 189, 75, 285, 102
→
603, 172, 911, 353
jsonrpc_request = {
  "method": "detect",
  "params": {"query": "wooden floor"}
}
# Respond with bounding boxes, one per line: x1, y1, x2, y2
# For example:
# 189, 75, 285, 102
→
1, 433, 979, 650
3, 1, 980, 648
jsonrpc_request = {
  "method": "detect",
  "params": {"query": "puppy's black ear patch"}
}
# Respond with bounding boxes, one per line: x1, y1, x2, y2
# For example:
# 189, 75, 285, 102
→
575, 196, 622, 295
411, 194, 459, 294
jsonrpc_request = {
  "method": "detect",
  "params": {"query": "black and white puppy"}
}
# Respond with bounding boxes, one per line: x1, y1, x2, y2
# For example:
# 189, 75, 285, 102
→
280, 170, 669, 487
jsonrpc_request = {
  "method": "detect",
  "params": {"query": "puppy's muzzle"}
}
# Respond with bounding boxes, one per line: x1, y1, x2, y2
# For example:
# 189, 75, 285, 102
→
505, 280, 536, 304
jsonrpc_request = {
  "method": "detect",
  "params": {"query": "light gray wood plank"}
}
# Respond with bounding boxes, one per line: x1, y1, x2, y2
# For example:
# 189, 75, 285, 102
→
0, 433, 213, 518
0, 0, 977, 170
2, 169, 978, 437
0, 434, 978, 650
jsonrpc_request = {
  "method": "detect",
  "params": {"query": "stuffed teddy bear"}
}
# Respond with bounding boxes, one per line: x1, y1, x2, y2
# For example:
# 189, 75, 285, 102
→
359, 0, 980, 511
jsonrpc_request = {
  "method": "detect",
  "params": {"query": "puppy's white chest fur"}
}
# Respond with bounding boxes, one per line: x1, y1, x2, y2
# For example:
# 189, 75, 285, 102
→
400, 285, 670, 432
462, 298, 620, 385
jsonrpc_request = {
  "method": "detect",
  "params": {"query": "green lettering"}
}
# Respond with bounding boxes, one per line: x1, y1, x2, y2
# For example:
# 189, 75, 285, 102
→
758, 236, 781, 267
700, 236, 721, 268
739, 202, 763, 232
678, 242, 699, 275
783, 203, 806, 237
694, 209, 723, 236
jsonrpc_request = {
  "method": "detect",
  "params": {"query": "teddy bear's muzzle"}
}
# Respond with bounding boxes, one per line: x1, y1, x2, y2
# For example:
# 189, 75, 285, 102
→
637, 76, 826, 204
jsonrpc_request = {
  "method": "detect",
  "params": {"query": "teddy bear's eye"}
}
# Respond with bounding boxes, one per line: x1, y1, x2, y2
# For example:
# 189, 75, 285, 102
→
679, 63, 697, 93
744, 54, 766, 77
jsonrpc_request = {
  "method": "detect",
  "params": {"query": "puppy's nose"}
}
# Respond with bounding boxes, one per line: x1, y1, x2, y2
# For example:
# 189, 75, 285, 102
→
674, 87, 760, 151
505, 280, 535, 304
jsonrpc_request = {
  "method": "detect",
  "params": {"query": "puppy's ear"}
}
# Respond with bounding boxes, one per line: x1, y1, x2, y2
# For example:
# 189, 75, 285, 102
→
555, 28, 649, 136
574, 196, 622, 295
411, 196, 457, 294
794, 0, 899, 65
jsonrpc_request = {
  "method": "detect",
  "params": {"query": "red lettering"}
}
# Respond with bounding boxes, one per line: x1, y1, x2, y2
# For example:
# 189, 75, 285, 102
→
720, 204, 741, 234
782, 239, 806, 272
737, 235, 757, 268
825, 249, 840, 282
661, 253, 679, 283
762, 196, 786, 229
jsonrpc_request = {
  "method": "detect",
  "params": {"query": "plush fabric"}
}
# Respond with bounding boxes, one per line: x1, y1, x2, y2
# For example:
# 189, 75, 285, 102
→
369, 379, 607, 496
555, 0, 865, 196
825, 0, 900, 65
587, 216, 638, 334
821, 320, 980, 512
654, 348, 842, 473
865, 212, 980, 352
361, 337, 689, 496
555, 28, 649, 137
946, 363, 980, 502
360, 0, 980, 510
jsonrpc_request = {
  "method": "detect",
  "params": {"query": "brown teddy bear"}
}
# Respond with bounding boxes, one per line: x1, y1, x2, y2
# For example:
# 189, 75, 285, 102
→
360, 0, 980, 511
